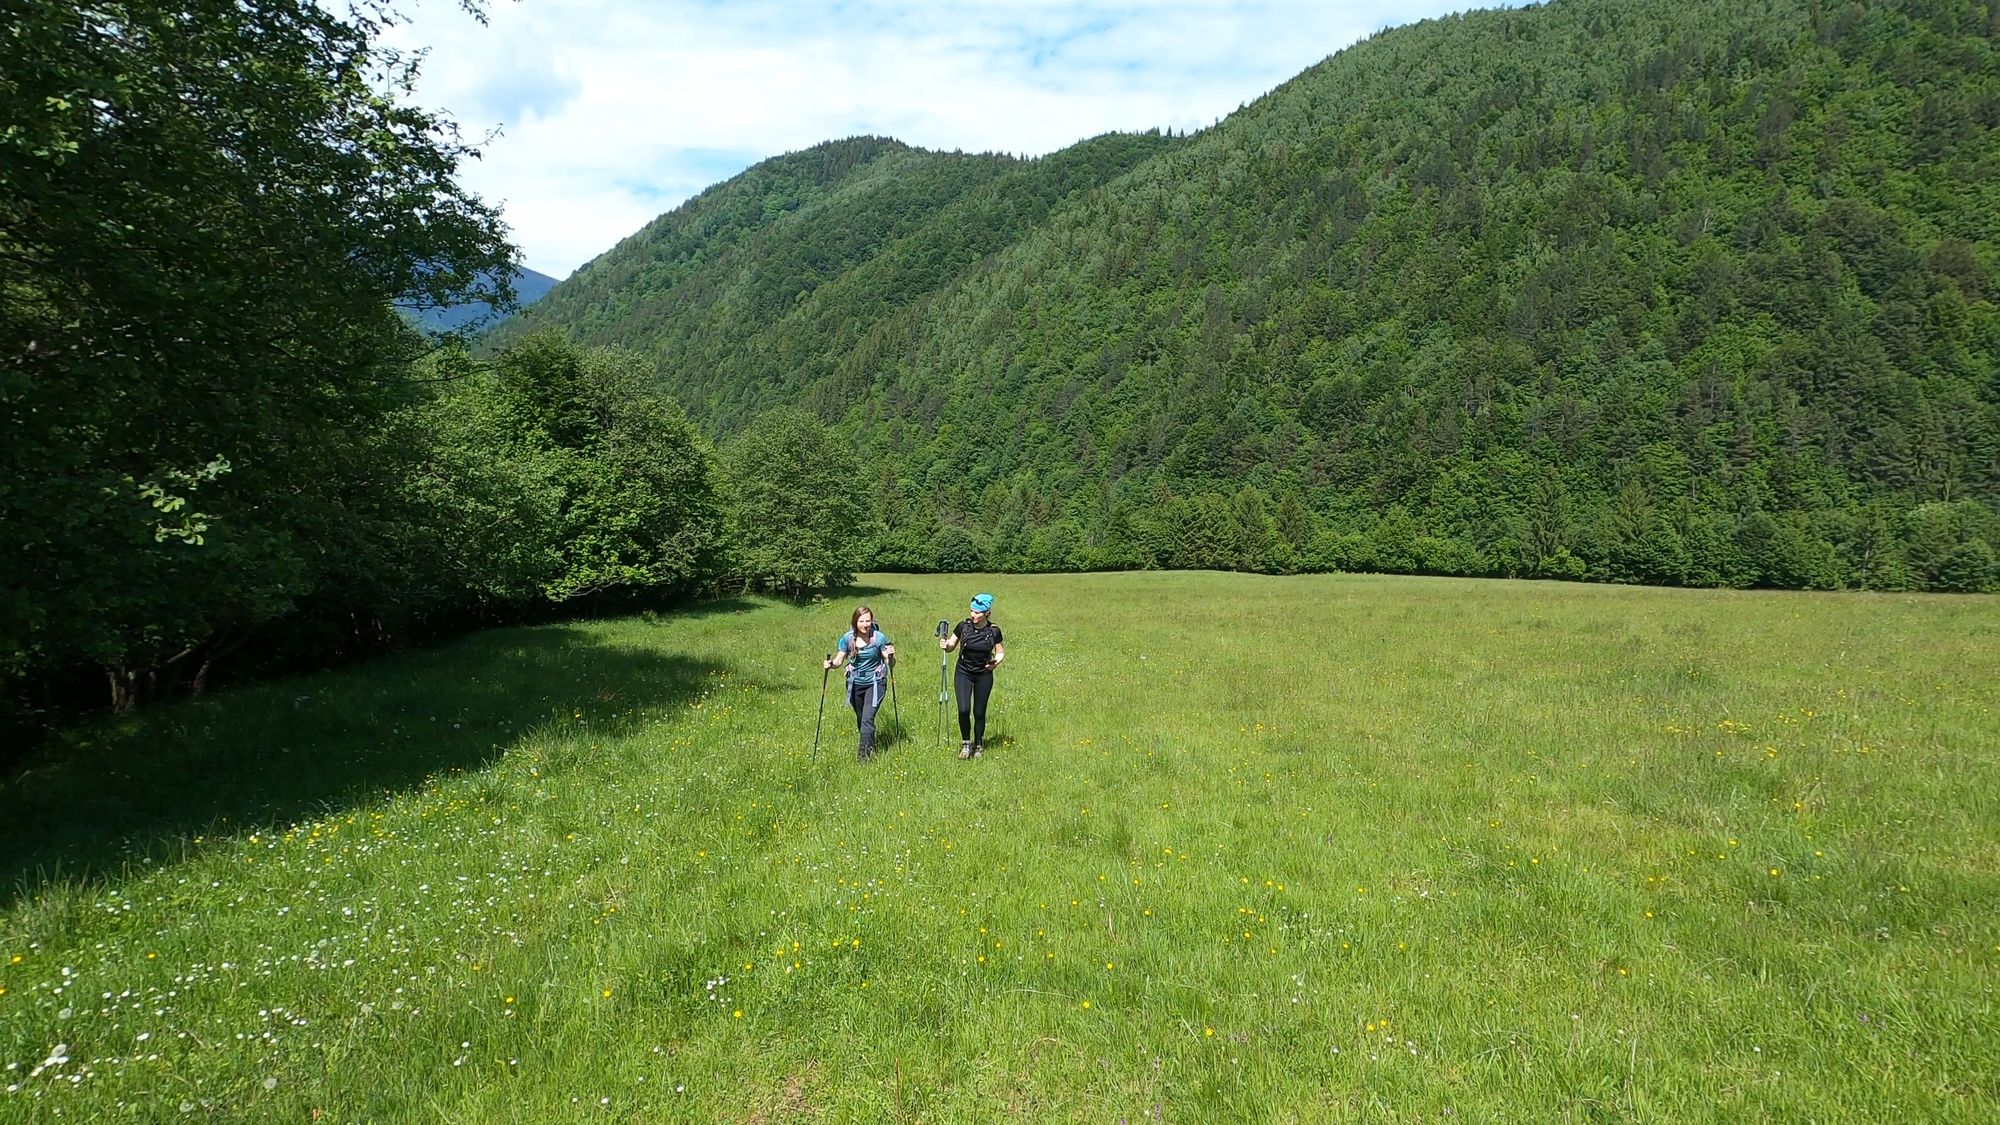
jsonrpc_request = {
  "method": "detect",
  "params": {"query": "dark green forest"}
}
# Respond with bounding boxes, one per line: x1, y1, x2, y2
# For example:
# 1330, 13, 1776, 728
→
506, 0, 2000, 592
1, 1, 796, 739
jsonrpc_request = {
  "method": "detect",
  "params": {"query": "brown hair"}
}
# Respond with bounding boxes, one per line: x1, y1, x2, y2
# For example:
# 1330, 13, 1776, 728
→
849, 604, 876, 637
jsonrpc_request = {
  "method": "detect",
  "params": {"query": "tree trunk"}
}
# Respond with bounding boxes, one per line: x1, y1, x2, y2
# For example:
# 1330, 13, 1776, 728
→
108, 667, 138, 714
191, 628, 250, 698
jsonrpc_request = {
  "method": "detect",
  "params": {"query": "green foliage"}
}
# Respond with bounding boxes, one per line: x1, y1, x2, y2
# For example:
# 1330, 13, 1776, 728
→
0, 6, 744, 727
410, 335, 727, 605
1902, 499, 2000, 591
1, 0, 515, 708
928, 524, 992, 573
1023, 519, 1087, 572
508, 0, 1998, 593
722, 409, 869, 596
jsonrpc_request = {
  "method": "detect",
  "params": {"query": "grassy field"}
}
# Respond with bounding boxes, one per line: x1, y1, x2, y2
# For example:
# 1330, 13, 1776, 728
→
2, 572, 1996, 1121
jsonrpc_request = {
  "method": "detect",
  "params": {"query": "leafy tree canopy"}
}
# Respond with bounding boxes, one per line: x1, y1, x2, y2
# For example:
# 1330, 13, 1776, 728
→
1, 0, 516, 708
722, 408, 870, 598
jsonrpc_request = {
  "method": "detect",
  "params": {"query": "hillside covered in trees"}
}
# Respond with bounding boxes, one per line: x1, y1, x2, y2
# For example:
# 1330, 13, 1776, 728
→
504, 0, 2000, 592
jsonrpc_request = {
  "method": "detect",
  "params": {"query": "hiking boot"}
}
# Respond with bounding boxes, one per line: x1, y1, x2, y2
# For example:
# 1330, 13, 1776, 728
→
971, 742, 984, 759
958, 740, 973, 760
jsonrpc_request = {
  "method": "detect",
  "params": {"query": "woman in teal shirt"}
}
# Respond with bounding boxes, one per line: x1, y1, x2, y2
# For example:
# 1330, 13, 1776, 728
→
824, 604, 895, 761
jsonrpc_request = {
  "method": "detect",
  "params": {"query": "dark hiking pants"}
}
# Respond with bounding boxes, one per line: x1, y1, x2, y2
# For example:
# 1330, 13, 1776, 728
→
954, 666, 993, 745
849, 677, 885, 758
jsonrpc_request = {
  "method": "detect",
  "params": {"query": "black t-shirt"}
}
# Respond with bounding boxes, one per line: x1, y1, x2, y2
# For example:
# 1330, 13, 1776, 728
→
953, 619, 1003, 672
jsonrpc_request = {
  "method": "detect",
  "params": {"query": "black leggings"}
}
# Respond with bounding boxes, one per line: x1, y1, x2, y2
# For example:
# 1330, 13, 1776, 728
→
954, 666, 993, 744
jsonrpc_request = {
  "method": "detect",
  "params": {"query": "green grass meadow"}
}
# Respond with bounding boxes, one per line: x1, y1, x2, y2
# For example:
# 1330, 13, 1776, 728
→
2, 573, 1996, 1121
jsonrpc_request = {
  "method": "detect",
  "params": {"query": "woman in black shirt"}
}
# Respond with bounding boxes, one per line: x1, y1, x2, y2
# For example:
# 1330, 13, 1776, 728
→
941, 592, 1005, 759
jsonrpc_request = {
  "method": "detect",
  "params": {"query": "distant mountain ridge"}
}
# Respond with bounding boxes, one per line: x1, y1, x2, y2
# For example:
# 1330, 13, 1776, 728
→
416, 265, 559, 333
500, 0, 2000, 591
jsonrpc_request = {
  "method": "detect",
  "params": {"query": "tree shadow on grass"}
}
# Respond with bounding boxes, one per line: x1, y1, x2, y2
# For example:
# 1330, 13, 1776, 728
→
663, 596, 765, 620
571, 592, 765, 624
0, 622, 739, 909
823, 583, 897, 601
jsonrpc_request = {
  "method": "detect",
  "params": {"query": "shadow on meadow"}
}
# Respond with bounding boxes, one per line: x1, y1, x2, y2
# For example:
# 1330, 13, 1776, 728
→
826, 583, 895, 598
0, 621, 736, 907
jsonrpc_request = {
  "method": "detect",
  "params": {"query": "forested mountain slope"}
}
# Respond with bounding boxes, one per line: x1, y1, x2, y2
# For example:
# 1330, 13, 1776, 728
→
509, 0, 2000, 590
488, 132, 1180, 422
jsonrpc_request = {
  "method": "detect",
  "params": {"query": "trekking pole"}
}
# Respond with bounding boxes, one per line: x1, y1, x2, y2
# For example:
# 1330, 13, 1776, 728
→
988, 663, 1000, 750
811, 653, 832, 760
934, 619, 950, 750
888, 653, 901, 746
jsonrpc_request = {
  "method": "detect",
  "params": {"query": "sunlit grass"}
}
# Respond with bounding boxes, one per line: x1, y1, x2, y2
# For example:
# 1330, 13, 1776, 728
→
2, 573, 1995, 1120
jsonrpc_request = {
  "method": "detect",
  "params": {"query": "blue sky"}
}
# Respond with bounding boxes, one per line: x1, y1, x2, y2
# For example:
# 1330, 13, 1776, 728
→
386, 1, 1504, 276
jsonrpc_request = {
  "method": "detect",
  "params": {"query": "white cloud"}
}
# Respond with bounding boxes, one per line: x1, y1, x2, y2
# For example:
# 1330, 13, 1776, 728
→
385, 1, 1494, 276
